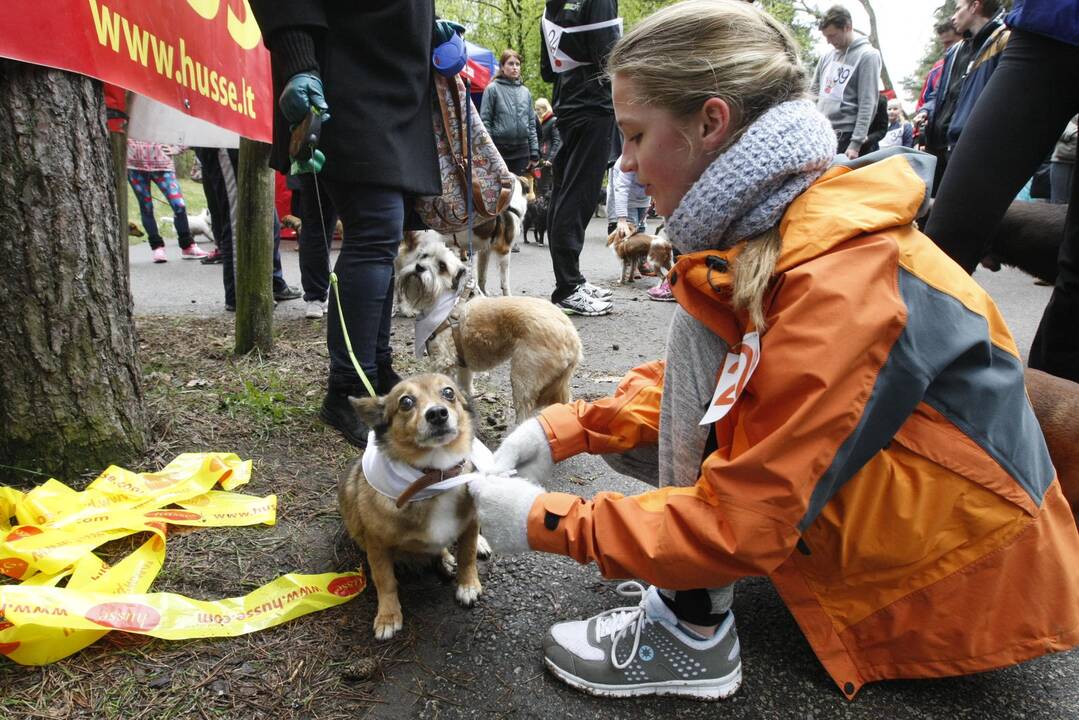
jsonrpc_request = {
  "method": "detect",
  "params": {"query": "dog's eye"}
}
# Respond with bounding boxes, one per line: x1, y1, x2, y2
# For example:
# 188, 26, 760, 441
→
398, 395, 415, 411
441, 387, 455, 401
438, 261, 448, 273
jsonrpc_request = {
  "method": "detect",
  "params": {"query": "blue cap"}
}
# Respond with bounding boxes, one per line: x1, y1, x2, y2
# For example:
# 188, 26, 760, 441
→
432, 31, 467, 77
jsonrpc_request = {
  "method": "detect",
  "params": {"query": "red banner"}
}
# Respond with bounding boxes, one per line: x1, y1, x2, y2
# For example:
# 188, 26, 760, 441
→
2, 0, 272, 141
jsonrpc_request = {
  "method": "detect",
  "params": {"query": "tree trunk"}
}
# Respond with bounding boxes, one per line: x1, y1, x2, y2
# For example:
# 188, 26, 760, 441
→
233, 137, 274, 355
856, 0, 893, 93
0, 61, 146, 483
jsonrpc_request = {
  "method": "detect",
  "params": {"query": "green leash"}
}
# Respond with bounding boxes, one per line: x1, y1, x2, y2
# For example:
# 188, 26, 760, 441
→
309, 161, 377, 399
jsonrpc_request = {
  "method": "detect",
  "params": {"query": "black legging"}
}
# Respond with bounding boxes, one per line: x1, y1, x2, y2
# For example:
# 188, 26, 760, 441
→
925, 30, 1079, 382
546, 113, 614, 303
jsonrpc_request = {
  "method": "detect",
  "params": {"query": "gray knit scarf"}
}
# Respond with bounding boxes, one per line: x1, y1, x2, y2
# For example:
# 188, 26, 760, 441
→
665, 99, 837, 253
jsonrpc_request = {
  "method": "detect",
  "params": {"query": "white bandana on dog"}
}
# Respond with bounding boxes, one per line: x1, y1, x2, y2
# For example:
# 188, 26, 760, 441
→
414, 289, 460, 359
361, 432, 495, 504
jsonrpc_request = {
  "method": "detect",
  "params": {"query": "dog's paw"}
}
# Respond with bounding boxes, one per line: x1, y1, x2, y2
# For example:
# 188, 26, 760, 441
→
456, 581, 483, 607
438, 549, 458, 578
476, 534, 492, 560
373, 610, 404, 640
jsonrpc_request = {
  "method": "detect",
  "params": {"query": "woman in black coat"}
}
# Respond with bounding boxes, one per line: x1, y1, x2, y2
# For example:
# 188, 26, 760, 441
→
249, 1, 441, 447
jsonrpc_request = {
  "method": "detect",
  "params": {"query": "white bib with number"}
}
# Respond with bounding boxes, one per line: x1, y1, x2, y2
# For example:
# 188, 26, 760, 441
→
699, 331, 761, 425
819, 58, 855, 115
541, 15, 623, 73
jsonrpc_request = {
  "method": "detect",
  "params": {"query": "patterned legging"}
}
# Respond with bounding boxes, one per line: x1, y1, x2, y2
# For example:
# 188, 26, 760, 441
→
127, 169, 192, 248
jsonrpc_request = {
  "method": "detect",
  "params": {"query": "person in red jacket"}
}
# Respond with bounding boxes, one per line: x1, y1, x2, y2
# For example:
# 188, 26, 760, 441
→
463, 0, 1079, 703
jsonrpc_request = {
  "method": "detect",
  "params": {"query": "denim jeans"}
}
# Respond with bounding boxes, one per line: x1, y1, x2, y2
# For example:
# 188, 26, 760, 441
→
303, 175, 403, 382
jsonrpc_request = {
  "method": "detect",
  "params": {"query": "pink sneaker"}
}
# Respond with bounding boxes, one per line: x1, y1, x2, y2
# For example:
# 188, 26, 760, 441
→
647, 279, 675, 302
152, 247, 167, 263
181, 244, 210, 259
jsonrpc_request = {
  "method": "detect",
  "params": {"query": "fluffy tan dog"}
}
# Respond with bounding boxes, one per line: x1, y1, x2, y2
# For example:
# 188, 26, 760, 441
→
397, 241, 582, 423
607, 229, 675, 285
1026, 368, 1079, 523
339, 374, 488, 639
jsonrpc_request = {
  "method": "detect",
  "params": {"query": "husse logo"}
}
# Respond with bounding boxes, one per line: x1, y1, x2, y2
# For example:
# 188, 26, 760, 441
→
144, 509, 202, 522
0, 558, 29, 579
5, 526, 43, 542
185, 0, 261, 50
85, 602, 162, 632
328, 576, 365, 597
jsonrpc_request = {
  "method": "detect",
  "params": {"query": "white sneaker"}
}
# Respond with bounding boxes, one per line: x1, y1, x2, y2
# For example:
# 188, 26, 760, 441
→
556, 287, 612, 316
580, 281, 613, 300
543, 583, 742, 700
305, 300, 326, 319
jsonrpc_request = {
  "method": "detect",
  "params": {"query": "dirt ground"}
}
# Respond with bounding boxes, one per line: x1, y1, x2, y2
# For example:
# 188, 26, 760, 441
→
3, 255, 1078, 718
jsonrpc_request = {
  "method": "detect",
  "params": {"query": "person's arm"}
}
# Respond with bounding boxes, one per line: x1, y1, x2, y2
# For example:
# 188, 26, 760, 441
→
539, 11, 556, 84
480, 85, 496, 134
538, 360, 664, 461
548, 120, 562, 161
902, 121, 914, 148
585, 0, 620, 67
849, 49, 883, 155
526, 91, 539, 159
809, 56, 823, 98
862, 96, 888, 149
611, 165, 633, 223
248, 2, 326, 78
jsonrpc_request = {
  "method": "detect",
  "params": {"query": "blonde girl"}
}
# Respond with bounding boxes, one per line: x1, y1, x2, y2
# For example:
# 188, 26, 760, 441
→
466, 0, 1079, 703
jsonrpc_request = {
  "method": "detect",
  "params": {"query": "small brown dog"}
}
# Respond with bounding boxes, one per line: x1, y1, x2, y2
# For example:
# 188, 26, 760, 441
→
397, 241, 583, 423
607, 229, 675, 285
1026, 369, 1079, 524
338, 374, 490, 639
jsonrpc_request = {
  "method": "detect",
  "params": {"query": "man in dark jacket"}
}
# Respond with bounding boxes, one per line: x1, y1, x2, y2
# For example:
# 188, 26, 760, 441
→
249, 1, 441, 447
540, 0, 620, 316
917, 0, 1005, 192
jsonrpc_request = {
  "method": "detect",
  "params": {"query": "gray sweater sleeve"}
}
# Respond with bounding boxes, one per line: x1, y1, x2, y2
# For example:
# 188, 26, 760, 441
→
850, 49, 882, 147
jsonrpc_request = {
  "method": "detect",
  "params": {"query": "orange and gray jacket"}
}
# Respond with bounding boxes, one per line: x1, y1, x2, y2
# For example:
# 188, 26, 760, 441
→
526, 155, 1079, 698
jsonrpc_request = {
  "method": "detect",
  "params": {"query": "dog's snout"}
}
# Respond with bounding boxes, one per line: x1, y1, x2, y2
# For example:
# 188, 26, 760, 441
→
413, 263, 426, 274
425, 405, 449, 425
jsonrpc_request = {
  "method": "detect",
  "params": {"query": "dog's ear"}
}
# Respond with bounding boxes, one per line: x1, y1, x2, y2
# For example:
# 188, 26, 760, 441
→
349, 395, 386, 428
451, 266, 467, 291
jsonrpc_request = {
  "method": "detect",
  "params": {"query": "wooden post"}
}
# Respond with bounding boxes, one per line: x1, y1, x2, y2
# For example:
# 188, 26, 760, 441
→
234, 137, 274, 354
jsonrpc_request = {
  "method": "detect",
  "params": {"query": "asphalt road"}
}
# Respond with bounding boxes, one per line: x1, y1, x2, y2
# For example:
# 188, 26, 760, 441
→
130, 216, 1077, 719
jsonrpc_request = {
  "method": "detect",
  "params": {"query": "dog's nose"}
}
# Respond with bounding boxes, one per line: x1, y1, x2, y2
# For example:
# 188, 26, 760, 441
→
413, 264, 426, 274
425, 405, 449, 425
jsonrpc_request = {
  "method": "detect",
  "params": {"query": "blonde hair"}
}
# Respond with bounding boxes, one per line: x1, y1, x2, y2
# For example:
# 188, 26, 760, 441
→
535, 98, 552, 116
608, 0, 807, 329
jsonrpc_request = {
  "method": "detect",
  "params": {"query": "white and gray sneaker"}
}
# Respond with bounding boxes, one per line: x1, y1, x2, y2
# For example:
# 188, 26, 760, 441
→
557, 286, 613, 316
580, 281, 613, 300
305, 299, 328, 319
543, 582, 742, 701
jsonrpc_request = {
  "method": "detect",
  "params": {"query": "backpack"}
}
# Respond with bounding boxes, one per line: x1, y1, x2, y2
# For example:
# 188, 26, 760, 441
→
415, 74, 514, 234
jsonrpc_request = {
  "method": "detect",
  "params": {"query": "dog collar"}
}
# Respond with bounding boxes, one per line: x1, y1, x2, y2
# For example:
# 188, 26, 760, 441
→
417, 285, 480, 367
361, 432, 495, 505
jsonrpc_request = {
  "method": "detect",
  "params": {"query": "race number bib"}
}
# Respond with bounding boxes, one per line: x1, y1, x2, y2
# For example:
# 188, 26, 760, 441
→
819, 59, 855, 115
700, 331, 761, 425
541, 16, 623, 73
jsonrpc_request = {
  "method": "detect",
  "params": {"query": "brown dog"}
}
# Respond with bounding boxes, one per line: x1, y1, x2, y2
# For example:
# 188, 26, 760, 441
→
607, 229, 675, 285
338, 374, 488, 639
1026, 369, 1079, 524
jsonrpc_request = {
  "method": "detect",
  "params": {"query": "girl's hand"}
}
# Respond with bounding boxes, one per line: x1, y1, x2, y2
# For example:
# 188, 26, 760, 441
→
465, 473, 543, 554
491, 418, 554, 484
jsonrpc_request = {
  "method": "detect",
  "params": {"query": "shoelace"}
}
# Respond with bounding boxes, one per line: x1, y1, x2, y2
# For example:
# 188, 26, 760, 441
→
592, 581, 652, 670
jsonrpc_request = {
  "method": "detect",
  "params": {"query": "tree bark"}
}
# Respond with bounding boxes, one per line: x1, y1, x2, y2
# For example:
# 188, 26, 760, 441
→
233, 137, 274, 355
855, 0, 893, 93
0, 61, 146, 483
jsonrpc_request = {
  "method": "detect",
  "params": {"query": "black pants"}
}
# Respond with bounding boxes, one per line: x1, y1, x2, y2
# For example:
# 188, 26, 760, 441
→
924, 30, 1079, 382
547, 113, 614, 303
194, 147, 290, 306
301, 174, 402, 383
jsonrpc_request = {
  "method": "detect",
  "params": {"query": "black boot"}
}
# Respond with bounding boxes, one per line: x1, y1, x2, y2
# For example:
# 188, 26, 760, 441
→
377, 358, 402, 395
319, 375, 370, 448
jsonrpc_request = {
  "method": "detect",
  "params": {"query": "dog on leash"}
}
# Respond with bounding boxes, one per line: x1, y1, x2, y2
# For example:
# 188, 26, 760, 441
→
397, 240, 582, 423
160, 207, 214, 242
1025, 369, 1079, 524
607, 228, 675, 285
339, 373, 491, 639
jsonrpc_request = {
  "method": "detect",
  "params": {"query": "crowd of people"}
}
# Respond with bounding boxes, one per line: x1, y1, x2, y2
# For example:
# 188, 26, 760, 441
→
124, 0, 1079, 705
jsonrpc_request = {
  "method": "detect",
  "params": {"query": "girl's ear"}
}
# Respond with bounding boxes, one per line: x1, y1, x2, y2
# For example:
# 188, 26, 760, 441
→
699, 97, 733, 154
